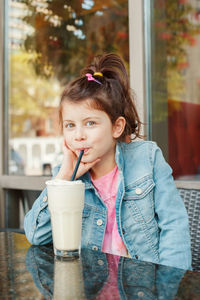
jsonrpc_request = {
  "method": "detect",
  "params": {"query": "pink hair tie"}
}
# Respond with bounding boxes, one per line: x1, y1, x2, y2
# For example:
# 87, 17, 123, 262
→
86, 73, 102, 85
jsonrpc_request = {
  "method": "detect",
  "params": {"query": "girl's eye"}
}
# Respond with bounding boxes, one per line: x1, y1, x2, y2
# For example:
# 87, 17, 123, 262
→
86, 121, 96, 126
65, 123, 74, 128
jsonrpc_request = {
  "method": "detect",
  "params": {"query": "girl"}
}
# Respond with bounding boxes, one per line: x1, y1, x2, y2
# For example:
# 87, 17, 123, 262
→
24, 53, 191, 270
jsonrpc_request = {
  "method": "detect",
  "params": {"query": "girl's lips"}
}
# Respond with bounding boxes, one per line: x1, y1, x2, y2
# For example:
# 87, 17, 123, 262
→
77, 148, 89, 154
84, 148, 89, 153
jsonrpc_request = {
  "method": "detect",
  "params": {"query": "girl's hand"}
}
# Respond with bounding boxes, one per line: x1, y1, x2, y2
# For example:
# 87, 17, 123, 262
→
55, 141, 100, 180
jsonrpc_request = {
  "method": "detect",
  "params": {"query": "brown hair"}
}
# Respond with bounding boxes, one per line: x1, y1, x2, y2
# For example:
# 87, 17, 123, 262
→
59, 53, 142, 141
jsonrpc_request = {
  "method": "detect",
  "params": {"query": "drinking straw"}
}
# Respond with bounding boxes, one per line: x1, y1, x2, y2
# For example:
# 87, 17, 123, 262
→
71, 150, 84, 181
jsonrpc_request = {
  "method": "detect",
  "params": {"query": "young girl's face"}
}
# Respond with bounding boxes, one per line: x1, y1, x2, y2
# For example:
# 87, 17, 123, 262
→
62, 100, 123, 168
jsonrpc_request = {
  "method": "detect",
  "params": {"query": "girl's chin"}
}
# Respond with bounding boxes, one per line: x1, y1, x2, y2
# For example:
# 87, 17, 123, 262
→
81, 155, 98, 164
81, 157, 91, 164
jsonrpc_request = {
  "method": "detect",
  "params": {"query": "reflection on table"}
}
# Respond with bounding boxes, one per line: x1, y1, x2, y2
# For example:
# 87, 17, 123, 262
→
0, 232, 200, 299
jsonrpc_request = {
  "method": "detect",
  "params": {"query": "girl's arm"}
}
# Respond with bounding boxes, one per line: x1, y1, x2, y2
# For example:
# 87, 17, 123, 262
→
152, 144, 192, 270
24, 188, 52, 245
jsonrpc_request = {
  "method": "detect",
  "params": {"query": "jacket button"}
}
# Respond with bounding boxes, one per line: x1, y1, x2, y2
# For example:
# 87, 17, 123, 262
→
92, 246, 98, 251
43, 195, 48, 202
97, 259, 104, 266
122, 229, 125, 234
135, 255, 138, 259
96, 219, 103, 226
138, 291, 144, 297
135, 188, 142, 195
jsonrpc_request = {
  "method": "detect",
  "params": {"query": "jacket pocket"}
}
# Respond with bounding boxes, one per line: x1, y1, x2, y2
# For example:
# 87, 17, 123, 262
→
123, 177, 155, 223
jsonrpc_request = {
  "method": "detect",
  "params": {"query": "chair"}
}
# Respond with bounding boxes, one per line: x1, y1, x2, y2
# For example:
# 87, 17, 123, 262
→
176, 181, 200, 272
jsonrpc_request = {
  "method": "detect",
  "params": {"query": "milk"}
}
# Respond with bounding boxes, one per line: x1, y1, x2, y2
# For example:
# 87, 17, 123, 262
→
46, 179, 85, 258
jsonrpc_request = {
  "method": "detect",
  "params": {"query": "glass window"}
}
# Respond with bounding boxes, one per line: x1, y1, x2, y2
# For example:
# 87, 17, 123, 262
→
5, 0, 129, 176
147, 0, 200, 180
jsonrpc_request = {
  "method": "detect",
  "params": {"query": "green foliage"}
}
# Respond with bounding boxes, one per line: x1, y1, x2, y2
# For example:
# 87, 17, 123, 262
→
10, 51, 59, 137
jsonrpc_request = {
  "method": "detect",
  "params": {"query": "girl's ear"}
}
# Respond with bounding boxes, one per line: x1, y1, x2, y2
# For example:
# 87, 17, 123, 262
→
112, 116, 126, 139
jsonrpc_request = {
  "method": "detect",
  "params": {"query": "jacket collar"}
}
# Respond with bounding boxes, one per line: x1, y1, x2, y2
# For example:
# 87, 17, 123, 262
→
115, 142, 125, 172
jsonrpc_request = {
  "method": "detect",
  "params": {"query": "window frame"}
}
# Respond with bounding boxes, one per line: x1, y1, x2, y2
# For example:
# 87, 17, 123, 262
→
0, 0, 4, 227
129, 0, 146, 135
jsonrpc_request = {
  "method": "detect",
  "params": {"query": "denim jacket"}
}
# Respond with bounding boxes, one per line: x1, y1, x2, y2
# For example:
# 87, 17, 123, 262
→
24, 141, 191, 270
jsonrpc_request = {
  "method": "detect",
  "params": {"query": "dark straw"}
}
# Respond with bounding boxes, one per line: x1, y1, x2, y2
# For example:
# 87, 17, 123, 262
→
71, 150, 84, 181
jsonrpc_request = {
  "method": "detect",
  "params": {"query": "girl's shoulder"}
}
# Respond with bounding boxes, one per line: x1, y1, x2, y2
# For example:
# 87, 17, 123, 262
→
119, 140, 158, 153
117, 140, 163, 170
117, 141, 167, 186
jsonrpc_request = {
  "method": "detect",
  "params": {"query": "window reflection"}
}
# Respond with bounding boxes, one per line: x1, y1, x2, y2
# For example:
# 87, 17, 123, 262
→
150, 0, 200, 180
7, 0, 129, 175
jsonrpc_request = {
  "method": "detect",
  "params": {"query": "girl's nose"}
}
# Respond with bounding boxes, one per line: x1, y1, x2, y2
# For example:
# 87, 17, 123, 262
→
74, 127, 86, 141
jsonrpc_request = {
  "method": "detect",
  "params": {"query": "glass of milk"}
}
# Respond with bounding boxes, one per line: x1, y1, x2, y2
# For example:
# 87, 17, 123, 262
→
46, 179, 85, 258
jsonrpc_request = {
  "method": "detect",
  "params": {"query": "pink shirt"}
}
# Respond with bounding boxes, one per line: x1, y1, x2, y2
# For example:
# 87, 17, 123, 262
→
91, 166, 128, 257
